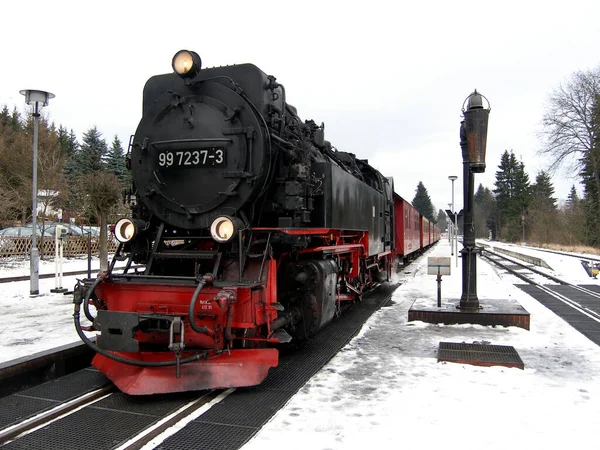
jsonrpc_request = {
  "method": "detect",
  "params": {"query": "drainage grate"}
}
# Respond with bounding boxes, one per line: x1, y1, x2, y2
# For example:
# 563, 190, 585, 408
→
438, 342, 524, 369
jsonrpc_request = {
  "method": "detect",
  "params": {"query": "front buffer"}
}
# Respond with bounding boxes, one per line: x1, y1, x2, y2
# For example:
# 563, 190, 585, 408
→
92, 349, 278, 395
84, 276, 280, 395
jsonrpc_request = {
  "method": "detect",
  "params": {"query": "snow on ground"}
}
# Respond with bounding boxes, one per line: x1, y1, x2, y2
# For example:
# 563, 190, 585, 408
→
0, 257, 102, 363
1, 243, 600, 449
242, 241, 600, 450
0, 255, 104, 279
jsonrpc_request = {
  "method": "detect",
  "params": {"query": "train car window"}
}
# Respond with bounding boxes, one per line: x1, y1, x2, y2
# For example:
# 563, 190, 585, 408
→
405, 209, 409, 229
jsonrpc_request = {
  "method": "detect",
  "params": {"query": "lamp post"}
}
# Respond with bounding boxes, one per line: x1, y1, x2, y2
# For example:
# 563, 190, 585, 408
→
20, 89, 55, 295
447, 203, 453, 246
448, 175, 458, 262
458, 89, 490, 310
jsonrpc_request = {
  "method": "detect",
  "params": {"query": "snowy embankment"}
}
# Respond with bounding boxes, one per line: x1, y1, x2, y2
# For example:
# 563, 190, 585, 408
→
0, 256, 101, 363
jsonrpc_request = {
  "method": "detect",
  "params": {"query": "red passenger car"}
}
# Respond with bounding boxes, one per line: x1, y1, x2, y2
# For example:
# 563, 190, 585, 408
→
420, 216, 431, 248
393, 193, 421, 261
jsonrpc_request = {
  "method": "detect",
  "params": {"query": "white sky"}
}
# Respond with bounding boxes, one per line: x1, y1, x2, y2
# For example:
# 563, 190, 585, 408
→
1, 240, 600, 449
2, 0, 600, 211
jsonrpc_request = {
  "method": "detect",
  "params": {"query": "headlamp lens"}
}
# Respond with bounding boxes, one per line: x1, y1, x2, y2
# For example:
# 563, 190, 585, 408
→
172, 50, 201, 77
115, 218, 137, 243
210, 216, 237, 243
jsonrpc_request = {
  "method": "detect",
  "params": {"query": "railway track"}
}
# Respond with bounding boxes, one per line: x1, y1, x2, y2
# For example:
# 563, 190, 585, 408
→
482, 248, 600, 326
493, 242, 600, 264
0, 282, 398, 449
0, 265, 142, 284
0, 385, 116, 446
0, 268, 97, 284
0, 379, 227, 450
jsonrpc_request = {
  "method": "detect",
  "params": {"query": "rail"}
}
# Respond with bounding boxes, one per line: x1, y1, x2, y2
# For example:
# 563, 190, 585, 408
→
0, 385, 115, 445
481, 248, 600, 322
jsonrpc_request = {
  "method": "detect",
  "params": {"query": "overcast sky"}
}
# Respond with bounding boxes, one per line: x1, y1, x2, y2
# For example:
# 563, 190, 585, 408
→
2, 0, 599, 213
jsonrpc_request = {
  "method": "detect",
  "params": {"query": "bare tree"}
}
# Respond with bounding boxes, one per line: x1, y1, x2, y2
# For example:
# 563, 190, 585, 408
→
79, 171, 123, 271
539, 67, 600, 210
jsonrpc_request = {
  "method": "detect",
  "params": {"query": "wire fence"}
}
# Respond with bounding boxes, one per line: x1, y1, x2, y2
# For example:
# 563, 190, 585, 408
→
0, 236, 118, 260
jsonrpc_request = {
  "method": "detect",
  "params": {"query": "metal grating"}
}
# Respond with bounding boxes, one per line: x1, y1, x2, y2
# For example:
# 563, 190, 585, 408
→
1, 406, 159, 450
0, 368, 109, 431
194, 389, 291, 428
580, 285, 600, 293
90, 391, 198, 417
158, 283, 398, 450
154, 421, 255, 450
16, 368, 109, 402
516, 284, 600, 347
438, 342, 524, 369
0, 396, 58, 429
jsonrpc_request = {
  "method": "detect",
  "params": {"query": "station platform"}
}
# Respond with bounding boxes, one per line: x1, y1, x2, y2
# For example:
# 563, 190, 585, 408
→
407, 239, 530, 329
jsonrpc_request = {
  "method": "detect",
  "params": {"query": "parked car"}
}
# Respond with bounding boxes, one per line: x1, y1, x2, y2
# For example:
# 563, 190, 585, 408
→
13, 222, 99, 238
0, 226, 53, 237
0, 226, 54, 253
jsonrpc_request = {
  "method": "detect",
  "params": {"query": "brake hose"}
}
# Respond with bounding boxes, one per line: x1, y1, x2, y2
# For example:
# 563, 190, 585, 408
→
73, 279, 203, 368
188, 273, 214, 333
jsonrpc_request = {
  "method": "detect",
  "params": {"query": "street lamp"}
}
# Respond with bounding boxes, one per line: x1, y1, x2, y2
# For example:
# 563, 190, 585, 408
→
448, 175, 458, 261
459, 89, 491, 309
447, 203, 453, 246
20, 89, 55, 295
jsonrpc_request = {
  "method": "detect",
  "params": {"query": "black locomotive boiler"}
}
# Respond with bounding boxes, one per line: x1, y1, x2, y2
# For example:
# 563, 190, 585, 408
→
74, 50, 402, 395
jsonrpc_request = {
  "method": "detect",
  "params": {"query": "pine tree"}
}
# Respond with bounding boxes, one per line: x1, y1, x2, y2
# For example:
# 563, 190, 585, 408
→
561, 185, 586, 245
105, 135, 130, 184
474, 184, 497, 239
63, 127, 108, 218
0, 105, 10, 130
566, 185, 580, 207
493, 150, 531, 241
9, 107, 22, 132
531, 171, 556, 209
65, 126, 107, 179
528, 171, 557, 244
579, 94, 600, 247
412, 181, 436, 222
435, 208, 448, 232
581, 148, 600, 246
57, 126, 78, 159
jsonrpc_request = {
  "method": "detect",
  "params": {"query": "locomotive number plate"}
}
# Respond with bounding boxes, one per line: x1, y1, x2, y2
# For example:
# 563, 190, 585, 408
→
157, 147, 226, 168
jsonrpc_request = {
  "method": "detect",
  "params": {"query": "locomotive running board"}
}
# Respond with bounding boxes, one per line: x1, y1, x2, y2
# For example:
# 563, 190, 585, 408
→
92, 349, 279, 395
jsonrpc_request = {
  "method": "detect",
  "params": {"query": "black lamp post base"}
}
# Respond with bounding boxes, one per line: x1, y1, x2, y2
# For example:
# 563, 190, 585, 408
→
408, 297, 530, 330
457, 297, 481, 310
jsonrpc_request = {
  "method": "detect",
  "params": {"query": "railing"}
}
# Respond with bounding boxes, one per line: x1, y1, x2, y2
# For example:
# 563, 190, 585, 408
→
0, 236, 118, 259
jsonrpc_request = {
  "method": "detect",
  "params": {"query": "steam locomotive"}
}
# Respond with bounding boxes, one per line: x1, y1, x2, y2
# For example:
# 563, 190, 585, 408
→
73, 50, 438, 395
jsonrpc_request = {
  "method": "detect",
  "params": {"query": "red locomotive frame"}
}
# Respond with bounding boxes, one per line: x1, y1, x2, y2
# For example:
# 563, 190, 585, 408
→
77, 219, 437, 395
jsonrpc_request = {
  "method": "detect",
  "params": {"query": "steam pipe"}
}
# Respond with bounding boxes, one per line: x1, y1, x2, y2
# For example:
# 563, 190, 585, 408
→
83, 277, 102, 323
188, 273, 214, 333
